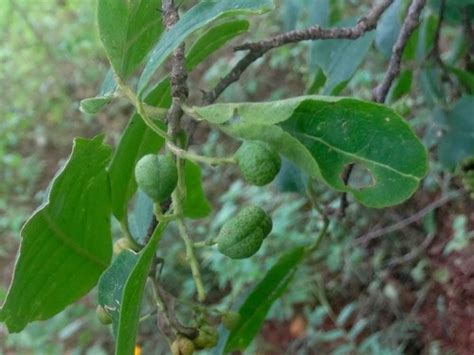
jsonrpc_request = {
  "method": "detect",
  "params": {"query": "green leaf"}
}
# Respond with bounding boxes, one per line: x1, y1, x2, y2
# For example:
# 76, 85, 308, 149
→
0, 136, 112, 332
185, 96, 428, 208
448, 66, 474, 94
98, 250, 138, 336
128, 190, 154, 245
186, 20, 249, 71
311, 19, 375, 94
387, 70, 413, 103
109, 80, 170, 223
115, 222, 168, 355
183, 161, 212, 219
438, 96, 474, 170
225, 247, 306, 352
80, 96, 113, 115
138, 0, 274, 94
375, 0, 402, 59
98, 0, 164, 78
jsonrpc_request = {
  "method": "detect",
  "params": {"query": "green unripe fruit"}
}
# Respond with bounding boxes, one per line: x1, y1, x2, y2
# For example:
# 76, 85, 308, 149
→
171, 336, 195, 355
96, 305, 112, 325
193, 325, 218, 350
134, 154, 177, 202
235, 141, 281, 186
113, 237, 136, 255
217, 205, 272, 259
222, 311, 241, 330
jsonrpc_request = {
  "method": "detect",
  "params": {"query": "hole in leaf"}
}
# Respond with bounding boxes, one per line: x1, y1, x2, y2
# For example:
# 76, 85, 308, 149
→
341, 163, 375, 189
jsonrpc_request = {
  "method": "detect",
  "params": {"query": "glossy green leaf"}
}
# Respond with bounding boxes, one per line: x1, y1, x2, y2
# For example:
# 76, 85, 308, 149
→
225, 247, 306, 352
438, 96, 474, 169
98, 0, 164, 78
0, 136, 112, 332
138, 0, 274, 94
108, 80, 170, 223
186, 20, 249, 70
183, 161, 212, 219
185, 96, 428, 208
311, 19, 375, 94
115, 222, 168, 355
80, 96, 113, 115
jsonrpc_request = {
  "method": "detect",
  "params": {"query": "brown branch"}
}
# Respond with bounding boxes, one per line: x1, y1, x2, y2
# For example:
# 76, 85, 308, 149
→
163, 0, 188, 137
353, 192, 461, 246
373, 0, 426, 103
235, 0, 394, 52
204, 0, 394, 104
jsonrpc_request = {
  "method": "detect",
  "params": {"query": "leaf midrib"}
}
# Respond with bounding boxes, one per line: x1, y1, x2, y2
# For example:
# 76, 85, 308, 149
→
298, 132, 421, 181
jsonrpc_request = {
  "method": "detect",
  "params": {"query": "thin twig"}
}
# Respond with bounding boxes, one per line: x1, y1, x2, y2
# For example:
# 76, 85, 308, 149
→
204, 0, 394, 104
354, 192, 461, 245
373, 0, 427, 102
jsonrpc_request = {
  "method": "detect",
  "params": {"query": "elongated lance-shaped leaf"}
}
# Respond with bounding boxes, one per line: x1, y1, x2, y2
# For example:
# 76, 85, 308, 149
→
225, 247, 306, 352
115, 222, 168, 355
0, 136, 112, 332
138, 0, 274, 95
184, 96, 429, 208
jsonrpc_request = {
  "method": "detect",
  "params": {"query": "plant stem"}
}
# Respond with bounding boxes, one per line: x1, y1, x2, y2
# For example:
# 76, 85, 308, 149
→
166, 141, 237, 166
116, 76, 170, 140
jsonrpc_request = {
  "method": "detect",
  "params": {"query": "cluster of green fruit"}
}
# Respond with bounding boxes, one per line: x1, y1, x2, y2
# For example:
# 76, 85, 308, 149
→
169, 311, 240, 355
134, 141, 281, 259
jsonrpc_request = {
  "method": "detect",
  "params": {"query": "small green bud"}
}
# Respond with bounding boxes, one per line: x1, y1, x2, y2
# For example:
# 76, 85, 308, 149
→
134, 154, 177, 202
171, 336, 195, 355
96, 305, 112, 325
193, 325, 218, 350
222, 311, 241, 330
235, 141, 281, 186
217, 205, 272, 259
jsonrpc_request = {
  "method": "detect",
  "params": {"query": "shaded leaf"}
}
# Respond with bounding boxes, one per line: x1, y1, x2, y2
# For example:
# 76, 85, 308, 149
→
448, 66, 474, 94
311, 19, 374, 94
186, 20, 249, 71
375, 0, 402, 59
138, 0, 274, 94
183, 161, 213, 219
0, 136, 112, 332
225, 247, 306, 352
438, 96, 474, 169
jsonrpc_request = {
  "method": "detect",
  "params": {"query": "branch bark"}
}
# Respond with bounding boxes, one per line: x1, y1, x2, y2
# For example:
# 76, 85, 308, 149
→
204, 0, 394, 104
373, 0, 426, 103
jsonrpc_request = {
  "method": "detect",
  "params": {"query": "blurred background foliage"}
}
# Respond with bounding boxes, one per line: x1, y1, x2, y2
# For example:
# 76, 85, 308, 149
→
1, 0, 473, 354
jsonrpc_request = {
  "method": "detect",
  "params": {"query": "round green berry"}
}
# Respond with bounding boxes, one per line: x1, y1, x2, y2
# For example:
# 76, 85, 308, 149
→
134, 154, 177, 202
171, 336, 195, 355
193, 325, 218, 350
217, 205, 272, 259
235, 141, 281, 186
96, 305, 112, 325
222, 311, 241, 330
